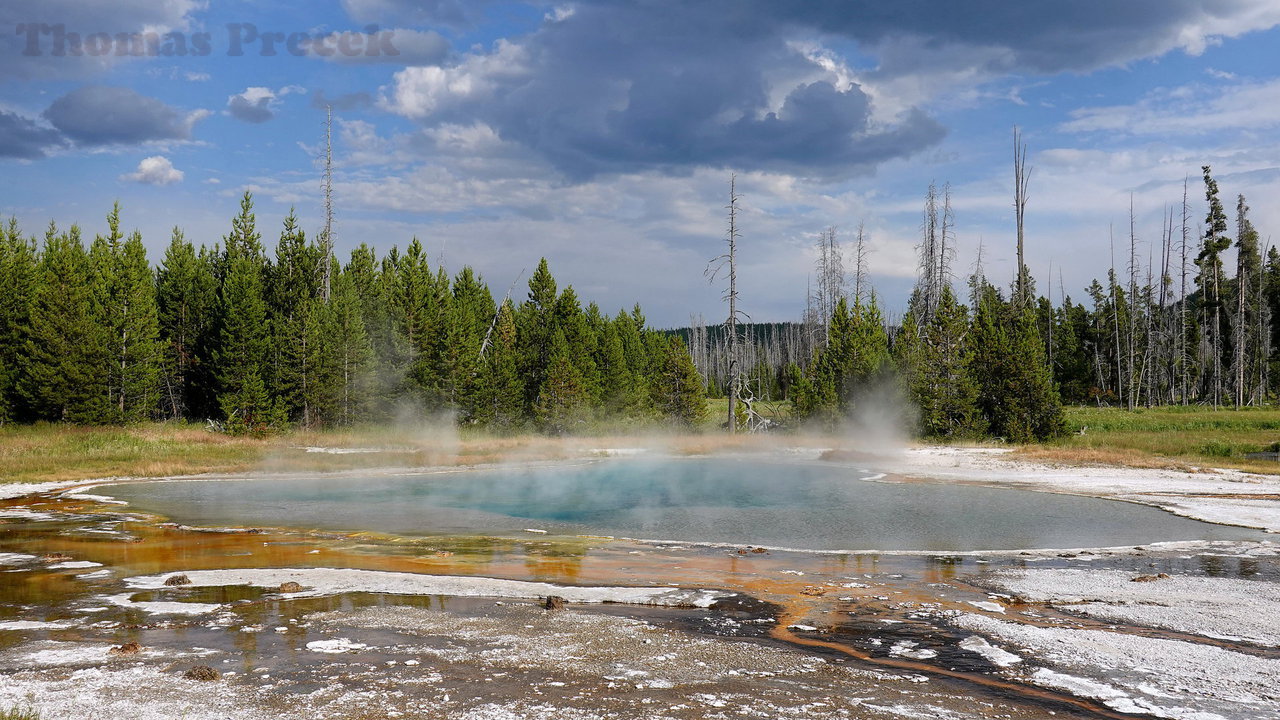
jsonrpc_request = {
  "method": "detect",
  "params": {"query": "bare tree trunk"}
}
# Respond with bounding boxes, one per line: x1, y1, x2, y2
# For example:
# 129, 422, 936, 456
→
917, 183, 940, 321
1110, 227, 1123, 405
853, 221, 869, 306
1160, 206, 1173, 403
320, 105, 335, 302
705, 175, 743, 433
1013, 126, 1032, 306
940, 183, 955, 292
1046, 259, 1053, 371
1235, 204, 1248, 409
1180, 178, 1191, 404
1214, 259, 1222, 410
1257, 242, 1272, 404
1127, 196, 1138, 410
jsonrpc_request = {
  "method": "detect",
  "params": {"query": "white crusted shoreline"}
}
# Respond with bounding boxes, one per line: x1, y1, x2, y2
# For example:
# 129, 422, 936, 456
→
865, 446, 1280, 532
123, 567, 732, 609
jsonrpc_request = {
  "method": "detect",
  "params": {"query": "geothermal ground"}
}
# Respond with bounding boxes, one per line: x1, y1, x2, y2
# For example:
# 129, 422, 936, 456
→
0, 446, 1277, 720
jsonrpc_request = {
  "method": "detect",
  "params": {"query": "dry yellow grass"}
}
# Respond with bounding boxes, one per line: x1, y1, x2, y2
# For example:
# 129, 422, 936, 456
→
7, 406, 1273, 486
0, 423, 268, 484
0, 421, 833, 485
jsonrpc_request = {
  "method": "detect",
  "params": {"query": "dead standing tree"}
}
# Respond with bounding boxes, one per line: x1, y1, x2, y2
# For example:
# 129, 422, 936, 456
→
913, 183, 955, 324
811, 226, 846, 344
852, 221, 870, 306
706, 175, 747, 433
915, 183, 940, 321
319, 105, 336, 302
1013, 126, 1033, 307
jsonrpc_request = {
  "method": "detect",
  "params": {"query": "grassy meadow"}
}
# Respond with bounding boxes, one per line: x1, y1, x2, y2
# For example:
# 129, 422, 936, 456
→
1022, 405, 1280, 474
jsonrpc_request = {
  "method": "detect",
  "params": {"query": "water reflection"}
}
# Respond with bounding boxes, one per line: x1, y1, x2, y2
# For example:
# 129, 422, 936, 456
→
104, 457, 1270, 552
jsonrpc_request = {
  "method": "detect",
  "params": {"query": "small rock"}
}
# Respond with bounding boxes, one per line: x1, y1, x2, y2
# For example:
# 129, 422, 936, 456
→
750, 547, 768, 554
278, 581, 304, 593
163, 574, 192, 586
183, 665, 220, 681
41, 553, 73, 562
544, 595, 567, 610
108, 641, 141, 656
1130, 573, 1171, 583
799, 585, 826, 597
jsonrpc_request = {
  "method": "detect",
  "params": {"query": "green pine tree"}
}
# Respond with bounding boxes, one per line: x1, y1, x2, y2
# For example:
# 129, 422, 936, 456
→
19, 224, 111, 422
518, 258, 560, 411
533, 330, 586, 433
0, 218, 36, 422
347, 244, 408, 417
650, 336, 708, 427
1198, 165, 1231, 404
156, 227, 218, 419
470, 300, 525, 431
910, 286, 984, 438
329, 267, 374, 424
613, 307, 652, 410
391, 239, 450, 406
216, 253, 280, 433
109, 228, 163, 422
269, 212, 324, 423
443, 266, 495, 407
971, 292, 1065, 442
794, 296, 892, 426
598, 322, 642, 415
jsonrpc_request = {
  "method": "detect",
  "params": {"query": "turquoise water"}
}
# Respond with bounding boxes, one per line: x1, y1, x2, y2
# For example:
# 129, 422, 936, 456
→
104, 458, 1267, 552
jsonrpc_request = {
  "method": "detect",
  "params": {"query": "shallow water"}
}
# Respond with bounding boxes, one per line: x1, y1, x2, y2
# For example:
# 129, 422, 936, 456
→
103, 457, 1267, 551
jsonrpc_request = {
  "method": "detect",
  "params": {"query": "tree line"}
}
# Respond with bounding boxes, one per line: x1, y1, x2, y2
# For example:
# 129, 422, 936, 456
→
695, 154, 1274, 442
0, 192, 707, 433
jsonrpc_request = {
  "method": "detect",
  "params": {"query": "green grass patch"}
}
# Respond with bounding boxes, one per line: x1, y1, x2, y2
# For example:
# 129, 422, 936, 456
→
1029, 405, 1280, 473
0, 707, 41, 720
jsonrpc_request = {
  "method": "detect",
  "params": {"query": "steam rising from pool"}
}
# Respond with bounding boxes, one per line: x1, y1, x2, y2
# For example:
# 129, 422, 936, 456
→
103, 456, 1265, 552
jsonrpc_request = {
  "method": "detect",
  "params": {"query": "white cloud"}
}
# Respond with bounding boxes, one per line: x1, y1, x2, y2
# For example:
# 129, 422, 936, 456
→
380, 39, 530, 119
1062, 78, 1280, 135
121, 156, 183, 185
226, 86, 304, 124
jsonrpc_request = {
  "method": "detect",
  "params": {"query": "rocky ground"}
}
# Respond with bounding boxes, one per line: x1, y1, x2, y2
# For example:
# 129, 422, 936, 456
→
1, 448, 1279, 719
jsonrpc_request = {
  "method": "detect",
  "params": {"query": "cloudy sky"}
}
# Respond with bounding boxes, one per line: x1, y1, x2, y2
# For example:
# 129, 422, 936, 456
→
4, 1, 1280, 326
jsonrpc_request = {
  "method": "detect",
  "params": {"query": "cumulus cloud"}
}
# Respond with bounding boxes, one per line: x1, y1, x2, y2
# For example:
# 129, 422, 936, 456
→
375, 1, 1280, 181
380, 13, 945, 180
355, 0, 1280, 66
227, 87, 278, 124
0, 0, 203, 80
746, 0, 1280, 74
227, 86, 305, 124
0, 110, 64, 159
121, 155, 184, 185
43, 86, 203, 146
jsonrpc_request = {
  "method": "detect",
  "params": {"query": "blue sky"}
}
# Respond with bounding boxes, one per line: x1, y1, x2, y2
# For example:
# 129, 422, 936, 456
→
4, 1, 1280, 326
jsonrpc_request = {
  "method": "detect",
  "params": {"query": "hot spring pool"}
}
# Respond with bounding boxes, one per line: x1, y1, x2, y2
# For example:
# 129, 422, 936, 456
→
103, 457, 1266, 552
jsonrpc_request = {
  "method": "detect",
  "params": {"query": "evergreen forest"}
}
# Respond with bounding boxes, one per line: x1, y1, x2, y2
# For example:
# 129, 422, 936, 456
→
0, 163, 1269, 441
